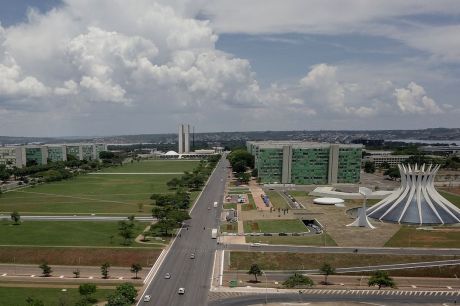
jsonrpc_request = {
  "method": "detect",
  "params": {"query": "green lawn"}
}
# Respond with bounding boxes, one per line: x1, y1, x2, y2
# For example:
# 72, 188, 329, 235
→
266, 191, 289, 209
385, 226, 460, 248
223, 203, 237, 210
220, 222, 238, 233
246, 234, 336, 246
0, 221, 149, 247
439, 190, 460, 208
100, 160, 199, 173
0, 287, 115, 306
241, 194, 256, 211
0, 160, 199, 214
286, 191, 307, 197
229, 252, 456, 271
243, 219, 308, 233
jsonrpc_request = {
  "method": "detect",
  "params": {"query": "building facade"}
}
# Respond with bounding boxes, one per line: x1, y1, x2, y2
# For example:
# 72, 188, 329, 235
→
247, 141, 362, 185
362, 154, 412, 167
0, 143, 107, 168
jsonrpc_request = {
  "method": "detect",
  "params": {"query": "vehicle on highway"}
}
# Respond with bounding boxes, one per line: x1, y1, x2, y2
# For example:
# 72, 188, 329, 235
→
143, 295, 151, 302
213, 201, 218, 207
190, 253, 195, 259
178, 288, 185, 295
208, 206, 211, 210
164, 273, 171, 279
250, 243, 261, 247
211, 228, 218, 239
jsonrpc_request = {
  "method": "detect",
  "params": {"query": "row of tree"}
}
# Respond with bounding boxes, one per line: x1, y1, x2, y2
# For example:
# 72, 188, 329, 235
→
227, 149, 254, 184
248, 263, 395, 289
37, 262, 142, 279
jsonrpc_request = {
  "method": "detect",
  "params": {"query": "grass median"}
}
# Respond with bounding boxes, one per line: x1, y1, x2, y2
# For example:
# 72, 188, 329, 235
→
229, 251, 457, 271
266, 191, 289, 209
246, 234, 336, 246
243, 219, 307, 233
385, 226, 460, 248
0, 286, 115, 306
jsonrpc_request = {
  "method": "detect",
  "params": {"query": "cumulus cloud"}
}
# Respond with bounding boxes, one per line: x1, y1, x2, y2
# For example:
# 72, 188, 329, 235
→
394, 82, 443, 114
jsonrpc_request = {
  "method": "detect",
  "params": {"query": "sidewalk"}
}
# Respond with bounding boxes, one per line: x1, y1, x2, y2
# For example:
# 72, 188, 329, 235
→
249, 181, 271, 211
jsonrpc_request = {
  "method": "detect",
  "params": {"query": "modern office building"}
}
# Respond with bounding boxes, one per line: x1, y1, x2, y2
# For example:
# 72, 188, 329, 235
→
178, 124, 191, 154
362, 154, 412, 167
247, 141, 362, 185
0, 143, 107, 168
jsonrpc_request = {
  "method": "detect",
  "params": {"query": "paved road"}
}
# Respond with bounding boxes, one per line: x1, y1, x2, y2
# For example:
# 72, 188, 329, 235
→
208, 290, 460, 305
227, 244, 460, 256
139, 157, 228, 306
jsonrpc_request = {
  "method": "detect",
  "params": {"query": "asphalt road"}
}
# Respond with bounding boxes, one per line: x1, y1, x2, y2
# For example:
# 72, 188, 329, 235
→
208, 292, 460, 305
227, 244, 460, 256
139, 157, 228, 306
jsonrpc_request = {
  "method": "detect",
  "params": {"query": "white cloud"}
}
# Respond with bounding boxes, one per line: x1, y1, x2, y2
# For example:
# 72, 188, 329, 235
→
394, 82, 443, 114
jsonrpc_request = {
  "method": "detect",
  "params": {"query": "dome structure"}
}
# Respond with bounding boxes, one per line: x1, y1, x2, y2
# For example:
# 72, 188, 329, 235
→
313, 197, 344, 205
366, 164, 460, 225
164, 151, 179, 156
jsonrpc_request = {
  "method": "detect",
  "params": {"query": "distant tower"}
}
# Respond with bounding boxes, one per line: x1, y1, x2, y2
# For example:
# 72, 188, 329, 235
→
178, 124, 184, 154
184, 124, 190, 153
178, 124, 191, 154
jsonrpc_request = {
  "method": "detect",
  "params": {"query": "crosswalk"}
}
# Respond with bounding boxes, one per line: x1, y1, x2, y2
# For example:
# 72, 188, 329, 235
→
208, 289, 460, 301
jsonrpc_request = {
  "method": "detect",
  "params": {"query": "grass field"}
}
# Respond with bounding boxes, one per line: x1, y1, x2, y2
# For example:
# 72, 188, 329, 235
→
229, 251, 456, 271
385, 226, 460, 248
0, 160, 198, 214
246, 234, 336, 246
286, 191, 307, 197
100, 160, 199, 173
241, 194, 257, 211
0, 286, 115, 306
243, 219, 307, 233
0, 246, 161, 266
223, 203, 237, 210
220, 222, 238, 233
439, 190, 460, 208
266, 191, 289, 209
0, 221, 151, 247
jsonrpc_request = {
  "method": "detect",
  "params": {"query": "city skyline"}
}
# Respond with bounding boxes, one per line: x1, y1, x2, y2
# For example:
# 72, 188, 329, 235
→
1, 1, 460, 137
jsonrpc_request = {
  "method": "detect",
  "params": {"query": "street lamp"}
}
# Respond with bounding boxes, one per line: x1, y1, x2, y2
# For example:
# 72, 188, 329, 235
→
261, 270, 268, 304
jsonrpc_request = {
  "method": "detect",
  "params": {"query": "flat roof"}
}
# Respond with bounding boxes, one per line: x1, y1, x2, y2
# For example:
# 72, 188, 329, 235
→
247, 140, 361, 149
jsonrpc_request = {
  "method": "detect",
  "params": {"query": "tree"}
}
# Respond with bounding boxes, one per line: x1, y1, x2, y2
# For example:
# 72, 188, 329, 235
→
106, 293, 130, 306
232, 160, 247, 173
25, 297, 45, 306
319, 263, 335, 285
247, 263, 262, 282
79, 283, 97, 301
73, 268, 80, 278
118, 220, 135, 245
384, 167, 400, 180
283, 272, 314, 288
364, 161, 376, 173
39, 262, 52, 277
379, 161, 390, 169
368, 270, 395, 289
11, 211, 21, 225
114, 283, 137, 303
130, 263, 142, 279
101, 262, 110, 279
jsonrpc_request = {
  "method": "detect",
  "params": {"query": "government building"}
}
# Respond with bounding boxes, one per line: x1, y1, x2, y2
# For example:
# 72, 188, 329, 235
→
0, 143, 107, 168
247, 141, 362, 185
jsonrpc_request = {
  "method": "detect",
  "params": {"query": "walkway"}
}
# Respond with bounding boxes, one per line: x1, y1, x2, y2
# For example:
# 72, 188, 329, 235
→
249, 181, 271, 211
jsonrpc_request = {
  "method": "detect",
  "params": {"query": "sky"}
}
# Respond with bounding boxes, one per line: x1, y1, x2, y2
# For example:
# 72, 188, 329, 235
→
0, 0, 459, 136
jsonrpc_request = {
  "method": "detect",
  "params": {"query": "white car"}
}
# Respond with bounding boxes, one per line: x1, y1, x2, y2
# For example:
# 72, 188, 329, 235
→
178, 288, 185, 295
190, 253, 195, 259
164, 273, 171, 279
143, 295, 151, 302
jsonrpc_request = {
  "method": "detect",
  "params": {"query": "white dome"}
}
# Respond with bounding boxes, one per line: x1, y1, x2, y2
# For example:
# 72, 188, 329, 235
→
165, 151, 179, 156
314, 197, 344, 205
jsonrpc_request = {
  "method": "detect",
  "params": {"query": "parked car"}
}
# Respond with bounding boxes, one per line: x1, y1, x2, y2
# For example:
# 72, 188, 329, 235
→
143, 295, 151, 302
178, 288, 185, 295
164, 273, 171, 279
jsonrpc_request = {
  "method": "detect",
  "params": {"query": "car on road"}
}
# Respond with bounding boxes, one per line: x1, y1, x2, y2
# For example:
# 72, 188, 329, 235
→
164, 273, 171, 279
190, 253, 195, 259
178, 288, 185, 295
143, 295, 151, 302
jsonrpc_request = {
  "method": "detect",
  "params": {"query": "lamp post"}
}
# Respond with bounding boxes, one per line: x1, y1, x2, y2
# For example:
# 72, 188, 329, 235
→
262, 270, 268, 304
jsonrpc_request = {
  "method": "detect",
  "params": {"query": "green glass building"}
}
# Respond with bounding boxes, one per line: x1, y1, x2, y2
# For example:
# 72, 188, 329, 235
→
247, 141, 362, 185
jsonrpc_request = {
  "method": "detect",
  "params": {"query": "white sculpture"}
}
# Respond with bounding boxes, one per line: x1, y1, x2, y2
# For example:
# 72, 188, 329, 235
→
366, 164, 460, 225
347, 187, 375, 229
